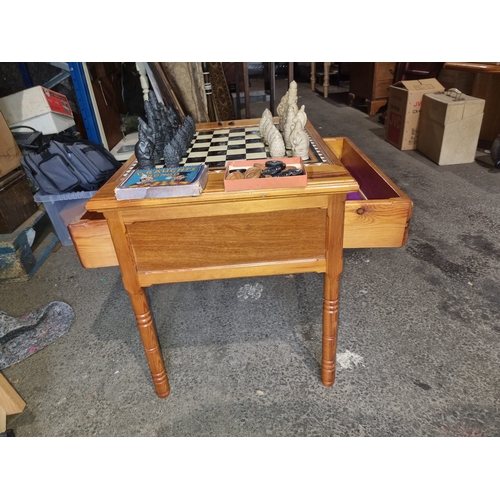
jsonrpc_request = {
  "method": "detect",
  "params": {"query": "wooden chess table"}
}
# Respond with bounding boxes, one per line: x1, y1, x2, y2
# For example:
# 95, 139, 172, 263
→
69, 119, 412, 398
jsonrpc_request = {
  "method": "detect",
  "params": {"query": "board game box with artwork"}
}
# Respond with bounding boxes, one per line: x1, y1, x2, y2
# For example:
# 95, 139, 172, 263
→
114, 164, 209, 200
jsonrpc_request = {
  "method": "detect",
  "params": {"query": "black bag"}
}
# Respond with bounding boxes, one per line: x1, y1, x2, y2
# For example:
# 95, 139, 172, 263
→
20, 135, 122, 195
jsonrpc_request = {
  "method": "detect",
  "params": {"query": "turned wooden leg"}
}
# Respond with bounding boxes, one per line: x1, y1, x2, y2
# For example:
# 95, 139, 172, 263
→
127, 287, 170, 398
322, 274, 340, 386
105, 212, 170, 398
323, 62, 331, 98
321, 194, 346, 386
311, 62, 316, 91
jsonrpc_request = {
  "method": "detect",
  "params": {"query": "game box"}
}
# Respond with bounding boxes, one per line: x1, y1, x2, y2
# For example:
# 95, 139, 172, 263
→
114, 163, 209, 200
224, 157, 307, 191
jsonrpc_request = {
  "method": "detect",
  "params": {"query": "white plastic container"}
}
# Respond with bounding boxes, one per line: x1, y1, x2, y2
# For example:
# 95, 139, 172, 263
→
34, 190, 96, 246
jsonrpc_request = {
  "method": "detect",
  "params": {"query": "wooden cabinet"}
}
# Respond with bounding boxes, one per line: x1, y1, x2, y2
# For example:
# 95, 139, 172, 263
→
348, 62, 396, 116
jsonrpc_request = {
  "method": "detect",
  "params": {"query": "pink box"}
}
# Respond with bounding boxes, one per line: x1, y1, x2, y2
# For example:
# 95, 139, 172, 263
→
224, 157, 307, 191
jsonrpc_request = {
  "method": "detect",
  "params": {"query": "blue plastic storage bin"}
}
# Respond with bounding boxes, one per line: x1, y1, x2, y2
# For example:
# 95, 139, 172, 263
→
33, 190, 97, 246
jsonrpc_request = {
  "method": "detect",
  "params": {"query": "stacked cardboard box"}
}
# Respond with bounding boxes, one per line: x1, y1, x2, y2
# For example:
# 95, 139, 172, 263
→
385, 78, 445, 150
417, 90, 485, 165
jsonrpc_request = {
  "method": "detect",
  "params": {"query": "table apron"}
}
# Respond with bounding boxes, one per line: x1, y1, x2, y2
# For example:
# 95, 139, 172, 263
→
125, 206, 330, 274
118, 195, 331, 224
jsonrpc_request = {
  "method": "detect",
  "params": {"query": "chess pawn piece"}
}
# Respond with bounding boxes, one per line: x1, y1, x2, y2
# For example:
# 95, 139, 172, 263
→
135, 138, 156, 169
268, 126, 286, 158
290, 120, 309, 160
259, 109, 273, 140
261, 115, 275, 145
163, 142, 181, 167
264, 119, 279, 147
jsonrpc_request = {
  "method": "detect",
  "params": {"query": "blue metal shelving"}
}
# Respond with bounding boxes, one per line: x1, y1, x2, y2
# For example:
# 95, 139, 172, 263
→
67, 63, 102, 145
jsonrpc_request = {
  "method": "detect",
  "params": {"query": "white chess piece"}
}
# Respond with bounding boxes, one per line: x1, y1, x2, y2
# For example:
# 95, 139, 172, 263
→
259, 109, 272, 137
290, 120, 309, 160
277, 91, 289, 131
268, 126, 286, 158
283, 102, 298, 149
259, 109, 275, 144
262, 117, 276, 145
287, 81, 298, 108
293, 105, 307, 129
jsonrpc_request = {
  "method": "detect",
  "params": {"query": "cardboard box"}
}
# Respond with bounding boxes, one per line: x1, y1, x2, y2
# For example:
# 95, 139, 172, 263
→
385, 78, 445, 150
417, 90, 485, 165
224, 157, 307, 191
0, 86, 75, 134
0, 111, 23, 177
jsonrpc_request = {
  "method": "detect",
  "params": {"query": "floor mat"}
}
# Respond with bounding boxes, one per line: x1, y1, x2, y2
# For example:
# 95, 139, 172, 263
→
0, 301, 74, 369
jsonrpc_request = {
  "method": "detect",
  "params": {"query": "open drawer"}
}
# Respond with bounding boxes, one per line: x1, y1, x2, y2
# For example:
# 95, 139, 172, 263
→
325, 137, 413, 249
68, 137, 413, 269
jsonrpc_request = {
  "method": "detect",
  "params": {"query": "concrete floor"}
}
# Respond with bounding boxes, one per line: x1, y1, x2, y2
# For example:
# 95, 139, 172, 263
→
1, 77, 499, 437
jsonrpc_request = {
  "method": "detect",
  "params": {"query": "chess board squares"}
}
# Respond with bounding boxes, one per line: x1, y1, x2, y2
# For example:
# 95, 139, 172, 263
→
182, 126, 268, 167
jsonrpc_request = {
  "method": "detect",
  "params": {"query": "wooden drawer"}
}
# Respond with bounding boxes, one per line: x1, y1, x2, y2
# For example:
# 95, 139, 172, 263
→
375, 62, 397, 82
68, 137, 412, 268
325, 137, 412, 249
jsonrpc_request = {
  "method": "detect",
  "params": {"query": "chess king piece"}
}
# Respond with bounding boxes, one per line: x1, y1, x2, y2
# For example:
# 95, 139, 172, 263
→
288, 81, 298, 106
290, 120, 309, 160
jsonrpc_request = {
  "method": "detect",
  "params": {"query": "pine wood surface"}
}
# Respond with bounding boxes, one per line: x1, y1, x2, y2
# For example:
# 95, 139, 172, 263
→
67, 119, 414, 397
0, 372, 26, 426
70, 132, 412, 268
73, 119, 363, 397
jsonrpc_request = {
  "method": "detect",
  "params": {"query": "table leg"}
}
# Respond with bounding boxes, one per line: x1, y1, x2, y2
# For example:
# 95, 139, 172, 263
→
311, 62, 316, 91
323, 62, 331, 98
321, 194, 346, 386
106, 212, 170, 398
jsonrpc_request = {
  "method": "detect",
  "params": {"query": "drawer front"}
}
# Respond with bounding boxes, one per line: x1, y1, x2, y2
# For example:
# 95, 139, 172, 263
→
69, 213, 118, 268
375, 62, 396, 81
324, 137, 412, 249
343, 199, 411, 248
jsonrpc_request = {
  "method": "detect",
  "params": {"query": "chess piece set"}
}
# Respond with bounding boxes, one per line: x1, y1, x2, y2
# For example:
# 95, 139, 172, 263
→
259, 81, 309, 160
135, 91, 196, 169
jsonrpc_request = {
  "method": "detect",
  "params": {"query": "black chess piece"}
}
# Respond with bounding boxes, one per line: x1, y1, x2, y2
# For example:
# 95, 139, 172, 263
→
135, 138, 156, 169
163, 143, 181, 167
137, 117, 155, 147
184, 115, 196, 140
166, 107, 179, 129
